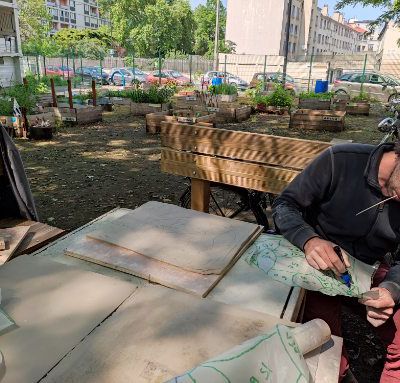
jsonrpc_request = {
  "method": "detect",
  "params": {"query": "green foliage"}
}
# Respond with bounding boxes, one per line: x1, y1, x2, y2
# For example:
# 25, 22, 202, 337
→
193, 0, 234, 57
351, 91, 371, 102
299, 91, 334, 100
209, 83, 237, 95
0, 84, 38, 115
0, 98, 13, 116
106, 85, 175, 104
336, 1, 399, 31
253, 85, 294, 109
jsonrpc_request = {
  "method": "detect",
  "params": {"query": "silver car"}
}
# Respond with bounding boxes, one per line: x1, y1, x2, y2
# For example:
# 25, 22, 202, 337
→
109, 68, 148, 86
333, 71, 400, 103
202, 71, 248, 90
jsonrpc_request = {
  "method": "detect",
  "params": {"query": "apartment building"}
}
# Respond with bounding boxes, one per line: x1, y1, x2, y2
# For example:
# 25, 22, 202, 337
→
348, 19, 383, 52
226, 0, 366, 57
0, 0, 22, 85
47, 0, 109, 33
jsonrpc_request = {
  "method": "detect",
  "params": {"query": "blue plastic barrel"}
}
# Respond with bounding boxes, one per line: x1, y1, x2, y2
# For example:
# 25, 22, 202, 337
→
315, 80, 329, 93
212, 77, 223, 86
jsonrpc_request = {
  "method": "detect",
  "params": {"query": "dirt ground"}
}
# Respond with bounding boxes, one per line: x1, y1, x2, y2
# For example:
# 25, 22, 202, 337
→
15, 104, 393, 382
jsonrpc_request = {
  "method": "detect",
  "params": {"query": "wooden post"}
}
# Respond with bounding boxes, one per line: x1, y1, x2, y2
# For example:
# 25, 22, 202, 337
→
21, 77, 29, 138
67, 79, 73, 109
191, 178, 210, 213
50, 78, 57, 107
91, 79, 97, 107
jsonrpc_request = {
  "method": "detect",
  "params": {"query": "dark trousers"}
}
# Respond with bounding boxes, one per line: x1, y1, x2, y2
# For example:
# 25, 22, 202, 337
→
0, 176, 19, 218
303, 263, 400, 382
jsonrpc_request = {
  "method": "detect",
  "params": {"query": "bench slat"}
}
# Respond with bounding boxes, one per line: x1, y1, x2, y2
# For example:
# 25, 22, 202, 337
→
161, 122, 330, 170
161, 148, 299, 194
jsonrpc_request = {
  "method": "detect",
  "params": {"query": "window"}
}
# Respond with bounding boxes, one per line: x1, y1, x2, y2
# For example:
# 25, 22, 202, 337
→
370, 74, 385, 84
292, 42, 296, 53
289, 24, 293, 34
318, 34, 321, 43
350, 73, 368, 83
288, 42, 292, 52
294, 25, 298, 35
368, 44, 374, 51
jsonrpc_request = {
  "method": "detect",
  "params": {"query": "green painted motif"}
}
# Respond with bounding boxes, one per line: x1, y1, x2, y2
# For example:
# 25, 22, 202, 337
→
167, 325, 310, 383
244, 234, 377, 298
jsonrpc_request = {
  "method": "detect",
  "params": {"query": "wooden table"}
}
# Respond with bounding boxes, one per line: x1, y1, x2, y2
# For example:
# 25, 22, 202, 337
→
31, 207, 303, 320
0, 208, 341, 382
0, 218, 65, 257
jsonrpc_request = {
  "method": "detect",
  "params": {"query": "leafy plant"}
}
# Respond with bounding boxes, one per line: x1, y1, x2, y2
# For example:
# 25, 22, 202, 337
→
0, 98, 13, 116
351, 91, 371, 102
209, 83, 237, 95
105, 85, 175, 104
299, 91, 333, 100
267, 85, 294, 108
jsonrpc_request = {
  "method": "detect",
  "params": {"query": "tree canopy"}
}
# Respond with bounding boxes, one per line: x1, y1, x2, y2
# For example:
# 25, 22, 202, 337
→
336, 0, 397, 29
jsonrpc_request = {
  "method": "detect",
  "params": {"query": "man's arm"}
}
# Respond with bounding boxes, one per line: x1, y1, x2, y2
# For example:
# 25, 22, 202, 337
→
272, 147, 347, 275
272, 148, 334, 249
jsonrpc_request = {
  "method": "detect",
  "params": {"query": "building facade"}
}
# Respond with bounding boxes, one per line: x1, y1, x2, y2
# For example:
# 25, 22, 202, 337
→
0, 0, 22, 85
47, 0, 109, 33
225, 0, 366, 57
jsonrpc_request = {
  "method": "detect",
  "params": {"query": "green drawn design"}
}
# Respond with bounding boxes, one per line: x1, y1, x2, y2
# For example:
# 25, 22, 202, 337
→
168, 325, 310, 383
243, 234, 376, 298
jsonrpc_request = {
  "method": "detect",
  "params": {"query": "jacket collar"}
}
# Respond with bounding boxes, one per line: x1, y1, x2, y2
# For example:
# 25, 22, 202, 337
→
364, 143, 396, 192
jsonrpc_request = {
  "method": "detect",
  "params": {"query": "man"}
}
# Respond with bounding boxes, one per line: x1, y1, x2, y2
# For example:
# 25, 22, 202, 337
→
272, 141, 400, 382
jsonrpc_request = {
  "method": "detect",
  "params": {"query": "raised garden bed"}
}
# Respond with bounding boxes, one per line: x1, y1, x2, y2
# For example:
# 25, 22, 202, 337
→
172, 95, 201, 110
193, 104, 251, 124
146, 110, 215, 134
290, 109, 346, 132
333, 99, 370, 115
256, 104, 290, 115
130, 102, 169, 116
298, 98, 332, 110
45, 104, 102, 124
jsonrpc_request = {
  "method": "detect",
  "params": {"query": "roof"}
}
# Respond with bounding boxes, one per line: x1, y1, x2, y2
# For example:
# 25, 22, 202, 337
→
349, 24, 368, 33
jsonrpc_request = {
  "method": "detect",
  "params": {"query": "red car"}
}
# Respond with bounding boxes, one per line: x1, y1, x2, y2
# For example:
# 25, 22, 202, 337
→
147, 70, 190, 85
45, 65, 75, 77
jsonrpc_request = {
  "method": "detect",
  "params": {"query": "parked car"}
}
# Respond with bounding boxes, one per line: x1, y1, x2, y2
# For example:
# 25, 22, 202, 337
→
45, 65, 74, 77
74, 66, 109, 84
201, 71, 248, 90
164, 70, 190, 85
249, 72, 297, 94
333, 71, 400, 103
126, 67, 149, 84
147, 71, 178, 85
109, 68, 138, 86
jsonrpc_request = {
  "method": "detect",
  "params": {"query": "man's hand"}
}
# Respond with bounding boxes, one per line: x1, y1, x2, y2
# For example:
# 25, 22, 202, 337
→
359, 287, 395, 327
303, 237, 350, 275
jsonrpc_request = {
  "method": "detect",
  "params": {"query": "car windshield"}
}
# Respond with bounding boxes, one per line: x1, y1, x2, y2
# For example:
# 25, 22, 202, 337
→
169, 71, 182, 78
119, 69, 131, 76
59, 66, 72, 71
384, 75, 400, 86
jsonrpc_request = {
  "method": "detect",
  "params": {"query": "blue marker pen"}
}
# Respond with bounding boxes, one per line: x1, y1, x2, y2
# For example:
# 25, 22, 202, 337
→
333, 245, 352, 288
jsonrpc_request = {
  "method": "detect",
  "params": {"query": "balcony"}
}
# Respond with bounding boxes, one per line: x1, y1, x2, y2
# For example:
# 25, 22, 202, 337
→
71, 18, 76, 23
85, 21, 90, 26
0, 36, 18, 55
70, 6, 75, 10
53, 15, 58, 20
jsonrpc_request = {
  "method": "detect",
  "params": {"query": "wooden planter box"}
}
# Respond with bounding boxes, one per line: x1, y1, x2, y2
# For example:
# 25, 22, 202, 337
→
146, 110, 215, 134
218, 94, 238, 102
193, 104, 252, 123
130, 102, 168, 116
110, 97, 131, 106
37, 93, 54, 107
298, 98, 332, 110
27, 111, 56, 127
290, 109, 346, 132
45, 104, 103, 124
172, 95, 201, 110
346, 101, 370, 116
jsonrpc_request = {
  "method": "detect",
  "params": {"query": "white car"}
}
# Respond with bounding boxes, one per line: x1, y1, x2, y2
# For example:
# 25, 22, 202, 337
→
202, 71, 248, 90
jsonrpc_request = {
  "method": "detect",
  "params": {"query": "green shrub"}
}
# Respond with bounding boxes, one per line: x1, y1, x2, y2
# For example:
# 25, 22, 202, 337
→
209, 83, 238, 95
351, 91, 371, 102
299, 91, 333, 100
0, 98, 13, 115
105, 85, 175, 104
267, 85, 294, 108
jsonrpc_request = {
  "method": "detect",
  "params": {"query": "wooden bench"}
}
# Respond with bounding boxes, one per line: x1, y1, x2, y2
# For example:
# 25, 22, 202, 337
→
160, 122, 331, 212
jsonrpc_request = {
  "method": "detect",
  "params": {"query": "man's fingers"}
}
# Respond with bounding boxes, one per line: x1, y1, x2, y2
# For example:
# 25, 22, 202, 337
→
363, 299, 395, 310
367, 307, 392, 320
367, 316, 387, 328
305, 255, 320, 270
310, 251, 329, 271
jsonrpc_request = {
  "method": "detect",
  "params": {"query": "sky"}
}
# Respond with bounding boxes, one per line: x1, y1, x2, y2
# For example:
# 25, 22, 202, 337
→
189, 0, 384, 21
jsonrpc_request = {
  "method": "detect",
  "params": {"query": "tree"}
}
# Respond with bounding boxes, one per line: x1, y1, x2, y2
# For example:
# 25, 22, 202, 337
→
193, 0, 234, 57
336, 0, 397, 29
100, 0, 194, 57
51, 27, 112, 59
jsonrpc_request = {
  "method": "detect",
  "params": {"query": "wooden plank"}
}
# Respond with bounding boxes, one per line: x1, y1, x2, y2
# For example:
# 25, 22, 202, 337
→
0, 226, 30, 265
161, 122, 330, 170
161, 148, 299, 194
191, 178, 210, 212
0, 219, 65, 256
40, 285, 295, 383
207, 257, 297, 319
86, 201, 262, 275
0, 255, 136, 383
65, 236, 219, 298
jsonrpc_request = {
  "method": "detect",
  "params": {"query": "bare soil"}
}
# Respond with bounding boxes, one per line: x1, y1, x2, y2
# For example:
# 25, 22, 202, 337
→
15, 104, 392, 382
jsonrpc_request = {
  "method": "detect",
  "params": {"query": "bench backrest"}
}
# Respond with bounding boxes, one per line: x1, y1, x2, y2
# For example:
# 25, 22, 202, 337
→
160, 122, 331, 194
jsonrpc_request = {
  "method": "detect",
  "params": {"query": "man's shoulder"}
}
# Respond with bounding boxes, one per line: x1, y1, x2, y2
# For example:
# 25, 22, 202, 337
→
330, 143, 375, 157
